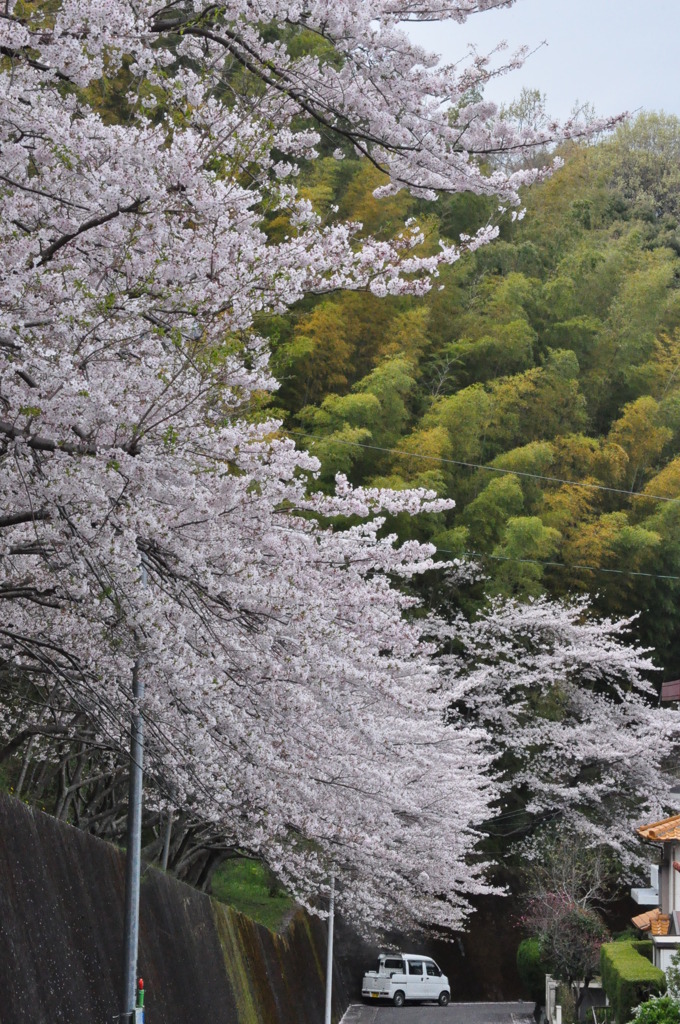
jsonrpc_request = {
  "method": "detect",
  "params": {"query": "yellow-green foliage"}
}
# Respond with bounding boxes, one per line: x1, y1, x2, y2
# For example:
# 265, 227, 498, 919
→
516, 937, 549, 1004
268, 113, 680, 666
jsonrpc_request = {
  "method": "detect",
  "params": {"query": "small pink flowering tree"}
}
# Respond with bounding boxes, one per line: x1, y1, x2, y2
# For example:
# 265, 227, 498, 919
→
518, 839, 612, 1012
524, 892, 609, 1011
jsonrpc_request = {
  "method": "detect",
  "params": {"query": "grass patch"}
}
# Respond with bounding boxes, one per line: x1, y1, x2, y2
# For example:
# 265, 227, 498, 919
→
211, 858, 295, 933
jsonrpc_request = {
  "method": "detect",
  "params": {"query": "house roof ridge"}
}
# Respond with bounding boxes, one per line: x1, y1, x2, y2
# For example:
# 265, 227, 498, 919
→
638, 814, 680, 841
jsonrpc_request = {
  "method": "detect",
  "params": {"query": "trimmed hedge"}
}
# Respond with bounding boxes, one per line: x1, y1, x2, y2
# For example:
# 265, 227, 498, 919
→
632, 942, 655, 964
601, 942, 666, 1023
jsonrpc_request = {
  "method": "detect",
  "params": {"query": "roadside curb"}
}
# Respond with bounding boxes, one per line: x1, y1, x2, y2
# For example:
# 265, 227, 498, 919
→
340, 1004, 377, 1024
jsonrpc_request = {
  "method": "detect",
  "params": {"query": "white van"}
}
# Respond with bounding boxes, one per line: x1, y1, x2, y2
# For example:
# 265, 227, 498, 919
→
361, 952, 451, 1007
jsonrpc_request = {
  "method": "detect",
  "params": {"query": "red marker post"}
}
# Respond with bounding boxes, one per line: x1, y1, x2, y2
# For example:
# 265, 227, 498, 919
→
137, 979, 145, 1011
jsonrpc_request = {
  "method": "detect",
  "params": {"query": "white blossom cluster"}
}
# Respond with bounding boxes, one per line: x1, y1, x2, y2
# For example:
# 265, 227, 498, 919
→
443, 597, 680, 869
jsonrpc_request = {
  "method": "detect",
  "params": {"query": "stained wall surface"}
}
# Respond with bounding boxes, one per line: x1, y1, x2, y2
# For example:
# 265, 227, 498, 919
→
0, 794, 347, 1024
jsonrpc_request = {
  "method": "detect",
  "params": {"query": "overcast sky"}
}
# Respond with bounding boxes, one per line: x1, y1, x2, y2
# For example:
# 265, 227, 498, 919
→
405, 0, 680, 122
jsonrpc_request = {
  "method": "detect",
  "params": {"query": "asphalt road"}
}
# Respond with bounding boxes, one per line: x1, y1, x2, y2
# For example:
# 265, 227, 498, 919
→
340, 1001, 535, 1024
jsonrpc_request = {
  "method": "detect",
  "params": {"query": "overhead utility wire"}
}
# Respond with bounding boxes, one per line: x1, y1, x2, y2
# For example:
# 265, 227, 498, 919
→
190, 433, 680, 581
283, 429, 680, 581
446, 548, 680, 582
287, 429, 680, 505
269, 519, 680, 583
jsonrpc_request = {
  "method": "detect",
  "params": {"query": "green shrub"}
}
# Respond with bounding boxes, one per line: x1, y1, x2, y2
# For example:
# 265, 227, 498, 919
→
517, 937, 549, 1004
631, 996, 680, 1024
601, 942, 666, 1023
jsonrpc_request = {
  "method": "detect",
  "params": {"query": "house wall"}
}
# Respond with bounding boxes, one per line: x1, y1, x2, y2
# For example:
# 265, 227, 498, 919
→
672, 845, 680, 913
0, 793, 348, 1024
656, 844, 680, 916
660, 855, 671, 916
654, 940, 680, 973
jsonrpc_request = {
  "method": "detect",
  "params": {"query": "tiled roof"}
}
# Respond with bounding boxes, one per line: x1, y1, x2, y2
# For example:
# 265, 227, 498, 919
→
637, 815, 680, 841
632, 908, 661, 931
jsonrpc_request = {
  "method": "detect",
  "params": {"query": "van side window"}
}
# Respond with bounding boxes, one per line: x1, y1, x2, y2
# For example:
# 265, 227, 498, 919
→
384, 959, 404, 973
426, 963, 441, 977
408, 961, 424, 975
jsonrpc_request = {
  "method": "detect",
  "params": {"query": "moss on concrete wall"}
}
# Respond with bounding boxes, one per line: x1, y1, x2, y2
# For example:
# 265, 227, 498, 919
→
0, 793, 347, 1024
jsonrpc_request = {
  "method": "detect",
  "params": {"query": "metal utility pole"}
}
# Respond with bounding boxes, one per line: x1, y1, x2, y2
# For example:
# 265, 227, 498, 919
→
324, 870, 335, 1024
160, 810, 173, 872
121, 562, 147, 1024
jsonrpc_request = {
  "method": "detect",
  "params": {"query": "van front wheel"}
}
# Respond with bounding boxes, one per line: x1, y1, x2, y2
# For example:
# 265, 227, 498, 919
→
393, 991, 406, 1007
438, 992, 450, 1006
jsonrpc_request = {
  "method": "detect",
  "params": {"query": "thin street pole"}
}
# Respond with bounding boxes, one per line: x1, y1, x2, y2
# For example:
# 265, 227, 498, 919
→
160, 810, 173, 872
324, 870, 335, 1024
121, 562, 147, 1024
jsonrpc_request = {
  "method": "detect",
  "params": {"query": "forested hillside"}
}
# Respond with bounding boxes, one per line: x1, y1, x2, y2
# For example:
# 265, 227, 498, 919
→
268, 113, 680, 672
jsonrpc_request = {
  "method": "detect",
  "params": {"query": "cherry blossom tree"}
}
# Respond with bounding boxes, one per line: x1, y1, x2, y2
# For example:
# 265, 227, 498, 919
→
442, 596, 680, 868
0, 0, 618, 930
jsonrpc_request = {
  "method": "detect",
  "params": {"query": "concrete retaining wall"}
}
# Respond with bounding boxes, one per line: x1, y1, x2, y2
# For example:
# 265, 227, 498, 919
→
0, 793, 347, 1024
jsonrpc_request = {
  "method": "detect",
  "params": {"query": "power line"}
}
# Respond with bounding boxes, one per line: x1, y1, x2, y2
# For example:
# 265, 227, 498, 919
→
282, 429, 680, 582
287, 429, 680, 505
451, 548, 680, 582
269, 512, 680, 584
172, 430, 680, 583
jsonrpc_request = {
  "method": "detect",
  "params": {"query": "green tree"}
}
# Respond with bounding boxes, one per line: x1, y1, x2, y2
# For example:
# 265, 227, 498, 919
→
608, 396, 673, 489
274, 301, 354, 407
600, 113, 680, 221
490, 516, 562, 598
522, 841, 612, 1014
462, 475, 525, 549
423, 383, 492, 461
